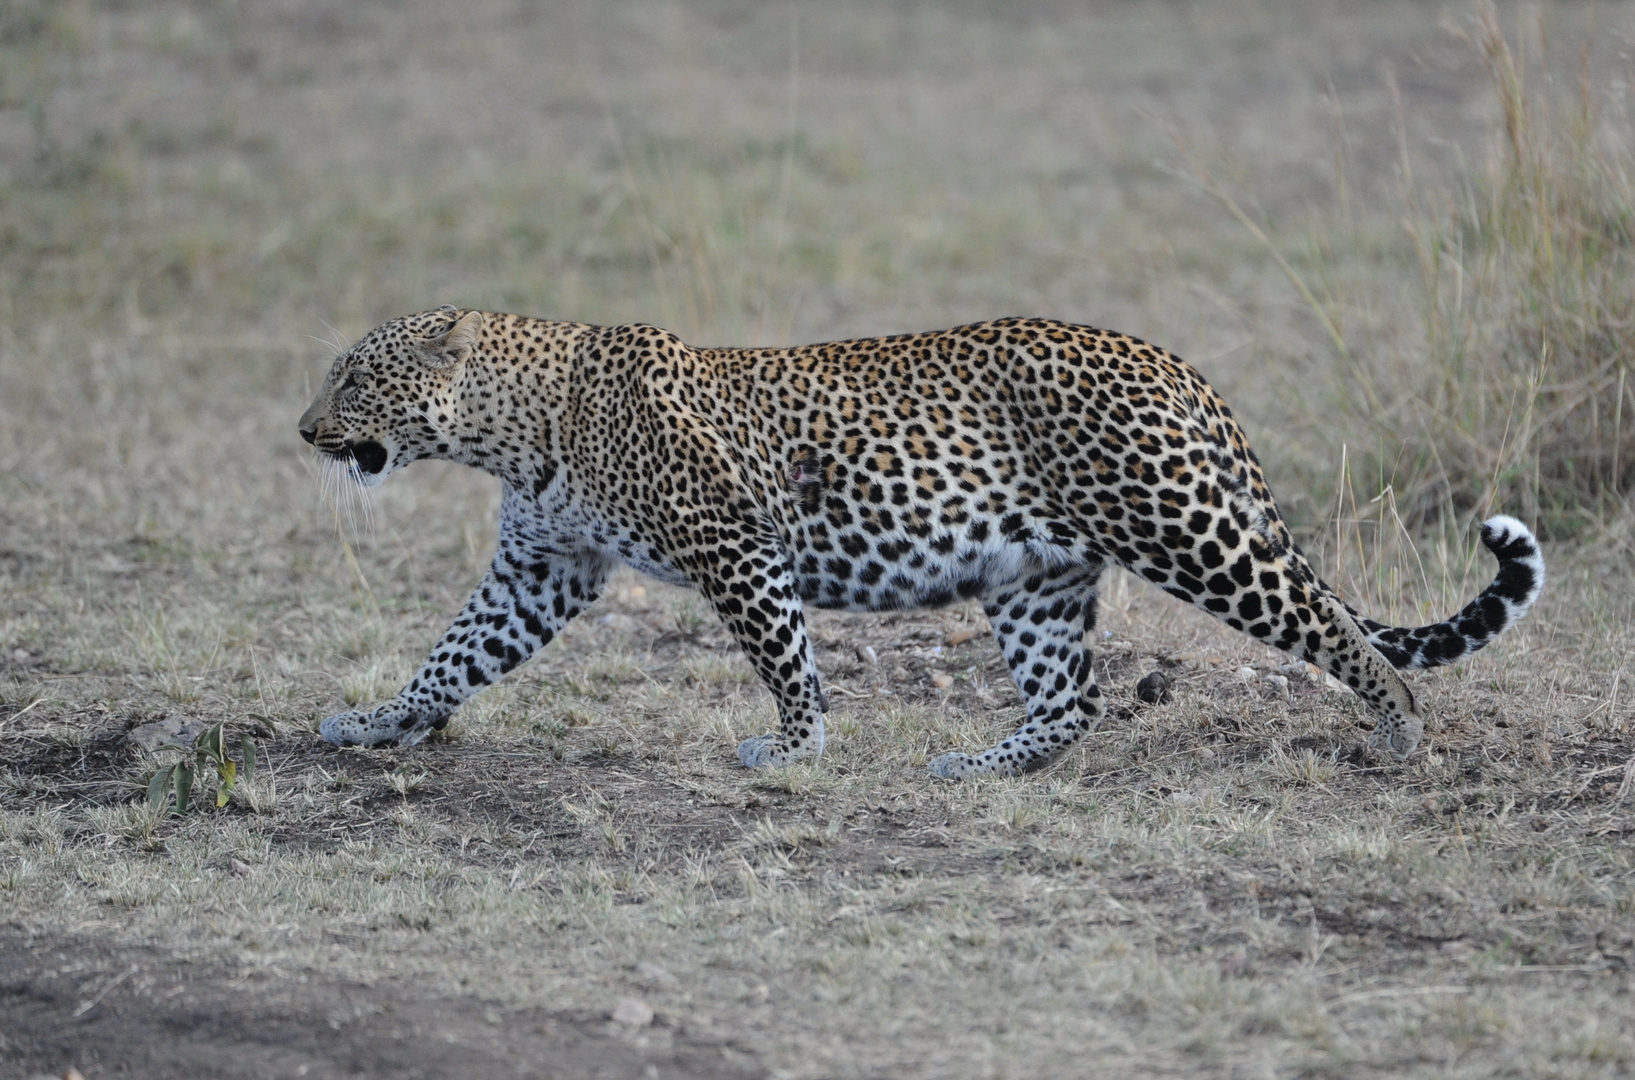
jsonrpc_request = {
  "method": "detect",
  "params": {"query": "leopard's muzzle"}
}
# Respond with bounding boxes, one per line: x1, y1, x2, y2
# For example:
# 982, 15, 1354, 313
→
302, 425, 388, 476
333, 439, 388, 475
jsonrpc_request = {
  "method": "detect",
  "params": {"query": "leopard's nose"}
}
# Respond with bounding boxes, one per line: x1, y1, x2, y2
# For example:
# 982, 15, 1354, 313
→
298, 401, 324, 445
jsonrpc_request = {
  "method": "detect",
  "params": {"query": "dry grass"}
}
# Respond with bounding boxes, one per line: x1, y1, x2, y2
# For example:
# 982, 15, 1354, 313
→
1183, 3, 1635, 540
3, 2, 1635, 1078
2, 568, 1632, 1077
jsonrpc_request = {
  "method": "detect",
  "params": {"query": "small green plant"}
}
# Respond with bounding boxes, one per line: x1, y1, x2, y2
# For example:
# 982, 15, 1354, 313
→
145, 723, 257, 814
671, 598, 710, 640
386, 766, 430, 797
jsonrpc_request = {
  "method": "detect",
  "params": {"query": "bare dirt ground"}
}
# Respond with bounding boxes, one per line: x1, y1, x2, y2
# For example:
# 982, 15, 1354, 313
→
4, 2, 1635, 1077
2, 932, 763, 1079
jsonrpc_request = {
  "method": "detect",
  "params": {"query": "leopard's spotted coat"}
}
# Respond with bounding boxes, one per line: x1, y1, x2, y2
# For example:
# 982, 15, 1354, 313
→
299, 309, 1544, 777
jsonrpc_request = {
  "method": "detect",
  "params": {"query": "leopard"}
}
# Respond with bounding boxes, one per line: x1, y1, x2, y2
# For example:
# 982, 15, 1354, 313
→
299, 307, 1544, 779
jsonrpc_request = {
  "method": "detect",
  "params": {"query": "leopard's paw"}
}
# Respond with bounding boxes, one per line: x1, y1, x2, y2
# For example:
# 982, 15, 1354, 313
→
736, 734, 781, 769
1366, 714, 1423, 759
319, 700, 436, 748
927, 752, 979, 780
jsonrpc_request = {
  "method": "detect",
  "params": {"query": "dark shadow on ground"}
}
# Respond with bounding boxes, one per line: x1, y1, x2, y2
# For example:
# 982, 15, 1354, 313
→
0, 930, 763, 1080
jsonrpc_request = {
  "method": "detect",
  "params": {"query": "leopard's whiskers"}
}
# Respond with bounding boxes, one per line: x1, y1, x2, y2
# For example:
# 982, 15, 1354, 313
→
316, 454, 377, 540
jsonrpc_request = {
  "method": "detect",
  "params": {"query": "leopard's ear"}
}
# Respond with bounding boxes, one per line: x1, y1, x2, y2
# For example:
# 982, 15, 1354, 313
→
423, 310, 482, 370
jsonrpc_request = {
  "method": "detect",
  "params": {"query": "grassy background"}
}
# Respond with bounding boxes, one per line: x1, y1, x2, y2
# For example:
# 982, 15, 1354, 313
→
3, 2, 1635, 1077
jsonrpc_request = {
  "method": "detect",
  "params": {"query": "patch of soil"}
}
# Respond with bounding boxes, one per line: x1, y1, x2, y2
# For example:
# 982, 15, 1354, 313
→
2, 728, 130, 798
0, 930, 763, 1080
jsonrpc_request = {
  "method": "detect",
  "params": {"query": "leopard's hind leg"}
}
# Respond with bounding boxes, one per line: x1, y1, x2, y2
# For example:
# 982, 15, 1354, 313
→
928, 557, 1107, 779
1120, 491, 1424, 756
1283, 582, 1424, 756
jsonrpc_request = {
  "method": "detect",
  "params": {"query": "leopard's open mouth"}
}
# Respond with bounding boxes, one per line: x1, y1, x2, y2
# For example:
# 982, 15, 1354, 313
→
330, 440, 388, 475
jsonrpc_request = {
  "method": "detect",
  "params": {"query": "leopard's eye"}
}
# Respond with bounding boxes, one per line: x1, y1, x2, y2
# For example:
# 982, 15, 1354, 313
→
340, 372, 359, 392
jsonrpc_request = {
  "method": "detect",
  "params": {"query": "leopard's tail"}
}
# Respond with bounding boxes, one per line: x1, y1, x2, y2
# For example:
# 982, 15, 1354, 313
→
1344, 515, 1544, 671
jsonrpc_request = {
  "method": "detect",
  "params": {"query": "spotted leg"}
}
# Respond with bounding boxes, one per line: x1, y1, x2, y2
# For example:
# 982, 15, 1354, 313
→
929, 558, 1106, 779
1207, 567, 1423, 757
1128, 494, 1423, 757
1295, 585, 1423, 757
680, 527, 825, 769
320, 526, 611, 747
643, 415, 827, 770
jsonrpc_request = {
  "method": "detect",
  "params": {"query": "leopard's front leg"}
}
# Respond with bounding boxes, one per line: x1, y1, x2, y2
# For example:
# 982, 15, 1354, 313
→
320, 539, 611, 747
683, 529, 826, 769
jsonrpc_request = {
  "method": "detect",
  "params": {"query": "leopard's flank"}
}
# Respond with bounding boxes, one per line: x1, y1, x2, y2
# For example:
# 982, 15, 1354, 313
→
299, 309, 1544, 778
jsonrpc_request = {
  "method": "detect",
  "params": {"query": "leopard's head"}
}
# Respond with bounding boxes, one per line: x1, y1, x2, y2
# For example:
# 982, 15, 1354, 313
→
298, 307, 483, 486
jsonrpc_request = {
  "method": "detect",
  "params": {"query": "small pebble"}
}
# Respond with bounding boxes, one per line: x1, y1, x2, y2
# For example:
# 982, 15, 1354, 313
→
610, 997, 654, 1026
125, 716, 208, 754
1235, 666, 1258, 683
633, 961, 676, 985
946, 628, 977, 646
930, 673, 954, 689
1134, 670, 1172, 705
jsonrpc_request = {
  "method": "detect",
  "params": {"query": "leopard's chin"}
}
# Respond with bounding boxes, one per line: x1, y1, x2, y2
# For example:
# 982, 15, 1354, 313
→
322, 437, 392, 477
341, 439, 389, 475
317, 439, 392, 487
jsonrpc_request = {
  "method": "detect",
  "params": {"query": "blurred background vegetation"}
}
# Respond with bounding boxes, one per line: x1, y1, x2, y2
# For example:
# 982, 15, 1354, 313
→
1, 0, 1632, 563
